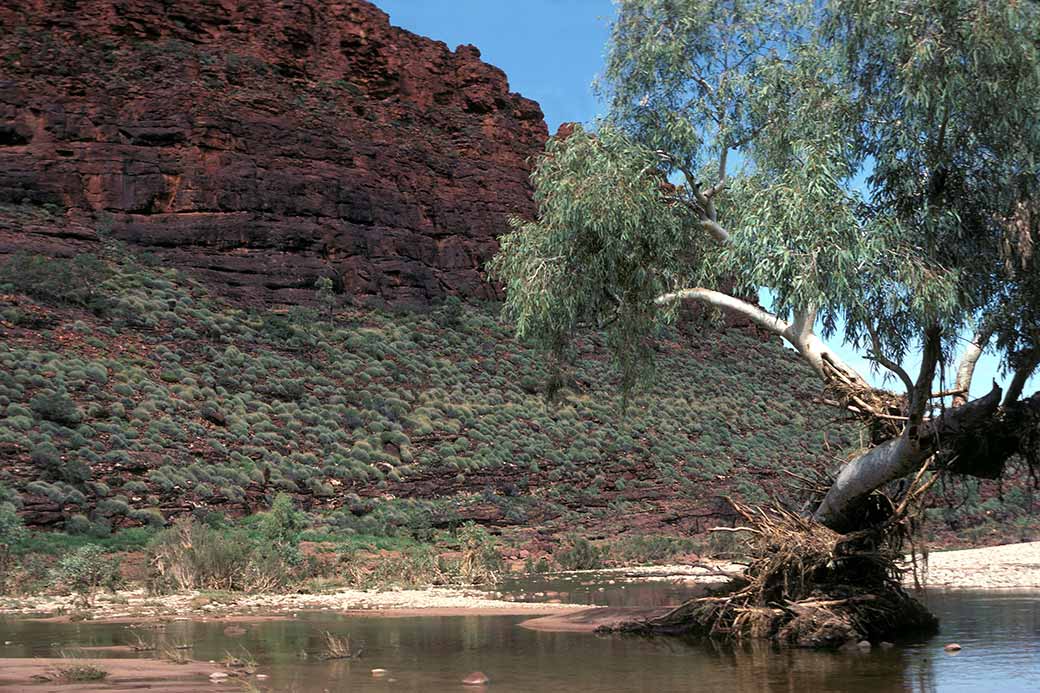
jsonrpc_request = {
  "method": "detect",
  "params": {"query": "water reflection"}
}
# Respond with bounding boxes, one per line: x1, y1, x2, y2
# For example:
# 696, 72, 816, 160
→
0, 591, 1036, 692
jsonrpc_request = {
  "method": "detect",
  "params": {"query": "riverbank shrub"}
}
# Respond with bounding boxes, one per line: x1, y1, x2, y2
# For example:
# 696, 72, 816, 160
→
147, 518, 251, 592
50, 544, 122, 607
615, 535, 699, 564
148, 496, 311, 593
0, 487, 25, 593
53, 664, 109, 683
554, 535, 605, 570
456, 523, 504, 584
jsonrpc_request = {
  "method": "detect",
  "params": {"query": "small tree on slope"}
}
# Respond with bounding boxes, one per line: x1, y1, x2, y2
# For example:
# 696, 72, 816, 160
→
490, 0, 1040, 533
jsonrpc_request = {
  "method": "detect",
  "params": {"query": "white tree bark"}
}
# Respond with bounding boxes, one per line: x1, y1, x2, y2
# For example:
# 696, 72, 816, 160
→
1004, 353, 1039, 406
654, 288, 870, 388
814, 385, 1003, 529
954, 328, 991, 406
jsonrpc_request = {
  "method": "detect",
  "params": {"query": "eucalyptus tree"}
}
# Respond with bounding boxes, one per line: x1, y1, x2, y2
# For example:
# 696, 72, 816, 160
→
491, 0, 1040, 531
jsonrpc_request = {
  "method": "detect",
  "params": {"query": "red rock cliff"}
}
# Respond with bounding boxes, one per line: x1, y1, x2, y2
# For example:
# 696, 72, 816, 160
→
0, 0, 547, 304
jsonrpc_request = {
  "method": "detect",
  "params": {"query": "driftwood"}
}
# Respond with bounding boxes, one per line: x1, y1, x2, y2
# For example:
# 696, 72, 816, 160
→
601, 498, 938, 648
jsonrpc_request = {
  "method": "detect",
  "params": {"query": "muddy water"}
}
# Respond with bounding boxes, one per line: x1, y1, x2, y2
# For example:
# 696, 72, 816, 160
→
1, 588, 1037, 692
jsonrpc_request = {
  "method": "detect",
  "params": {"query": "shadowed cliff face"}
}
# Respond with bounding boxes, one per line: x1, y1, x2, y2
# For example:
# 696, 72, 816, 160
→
0, 0, 547, 305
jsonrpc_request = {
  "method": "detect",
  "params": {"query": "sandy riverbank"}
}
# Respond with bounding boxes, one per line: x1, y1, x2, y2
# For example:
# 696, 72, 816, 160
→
0, 584, 588, 622
0, 544, 1035, 624
0, 657, 244, 692
908, 541, 1040, 589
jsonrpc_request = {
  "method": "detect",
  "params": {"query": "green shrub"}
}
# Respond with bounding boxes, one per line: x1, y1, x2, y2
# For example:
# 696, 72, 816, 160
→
522, 555, 553, 574
148, 513, 305, 594
0, 252, 109, 306
29, 444, 91, 485
54, 664, 108, 683
147, 518, 252, 592
554, 535, 604, 571
128, 508, 166, 528
30, 443, 62, 475
29, 391, 83, 426
456, 523, 504, 584
64, 514, 111, 537
616, 535, 696, 564
0, 488, 26, 589
365, 545, 448, 588
50, 544, 122, 606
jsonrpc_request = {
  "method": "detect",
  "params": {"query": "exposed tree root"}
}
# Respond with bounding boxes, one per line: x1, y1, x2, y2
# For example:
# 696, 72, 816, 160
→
600, 500, 938, 648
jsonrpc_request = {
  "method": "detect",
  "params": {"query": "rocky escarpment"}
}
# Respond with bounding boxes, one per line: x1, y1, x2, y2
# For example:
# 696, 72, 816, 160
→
0, 0, 547, 304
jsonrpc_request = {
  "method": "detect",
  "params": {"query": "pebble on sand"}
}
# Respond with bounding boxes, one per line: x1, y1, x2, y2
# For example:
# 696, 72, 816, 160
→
371, 668, 388, 677
463, 671, 490, 685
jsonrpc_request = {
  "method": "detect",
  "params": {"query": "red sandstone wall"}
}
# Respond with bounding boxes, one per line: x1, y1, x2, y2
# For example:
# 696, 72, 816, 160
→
0, 0, 548, 304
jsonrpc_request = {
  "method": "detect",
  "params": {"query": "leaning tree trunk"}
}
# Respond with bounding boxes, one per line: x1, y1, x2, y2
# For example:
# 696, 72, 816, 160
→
813, 386, 1039, 532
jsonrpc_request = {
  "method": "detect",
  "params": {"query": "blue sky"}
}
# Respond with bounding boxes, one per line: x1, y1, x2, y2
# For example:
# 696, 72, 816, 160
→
374, 1, 1024, 399
375, 0, 613, 132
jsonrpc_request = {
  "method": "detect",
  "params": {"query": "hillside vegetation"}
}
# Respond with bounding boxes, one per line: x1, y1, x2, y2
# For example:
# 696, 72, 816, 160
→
0, 222, 1034, 560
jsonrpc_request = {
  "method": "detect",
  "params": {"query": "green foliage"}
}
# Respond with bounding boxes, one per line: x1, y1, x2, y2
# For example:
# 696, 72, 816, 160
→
490, 124, 701, 393
148, 509, 310, 594
365, 544, 451, 588
31, 443, 91, 485
315, 276, 337, 322
257, 493, 306, 546
0, 484, 25, 588
0, 252, 110, 306
522, 555, 552, 574
50, 544, 122, 606
554, 535, 605, 571
493, 0, 1040, 388
615, 534, 697, 564
254, 493, 306, 566
456, 523, 504, 584
438, 295, 465, 328
54, 664, 108, 683
29, 391, 83, 427
147, 518, 253, 593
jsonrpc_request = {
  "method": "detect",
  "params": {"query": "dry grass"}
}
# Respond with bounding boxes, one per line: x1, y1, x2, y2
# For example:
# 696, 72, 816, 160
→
319, 631, 362, 660
43, 661, 109, 683
160, 642, 192, 664
221, 648, 257, 675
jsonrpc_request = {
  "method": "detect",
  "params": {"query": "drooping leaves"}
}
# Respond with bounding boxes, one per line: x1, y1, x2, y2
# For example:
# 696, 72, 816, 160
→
495, 0, 1040, 397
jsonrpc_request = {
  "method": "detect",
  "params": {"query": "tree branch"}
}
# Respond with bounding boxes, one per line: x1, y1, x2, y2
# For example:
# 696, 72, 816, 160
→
700, 219, 730, 243
1004, 350, 1039, 406
655, 288, 789, 334
814, 386, 1003, 530
954, 325, 992, 406
864, 320, 914, 394
655, 150, 723, 222
655, 289, 870, 388
908, 325, 941, 451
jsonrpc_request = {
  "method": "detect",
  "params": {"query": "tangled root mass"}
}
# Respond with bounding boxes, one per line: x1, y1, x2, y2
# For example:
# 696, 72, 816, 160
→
606, 501, 938, 648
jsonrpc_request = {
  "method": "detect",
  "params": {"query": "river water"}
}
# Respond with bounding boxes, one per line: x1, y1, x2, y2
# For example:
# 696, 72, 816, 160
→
0, 586, 1036, 692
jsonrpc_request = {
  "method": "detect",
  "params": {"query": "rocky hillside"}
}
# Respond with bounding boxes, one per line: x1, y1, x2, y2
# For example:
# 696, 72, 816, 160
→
2, 247, 1033, 549
0, 245, 853, 544
0, 0, 546, 305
